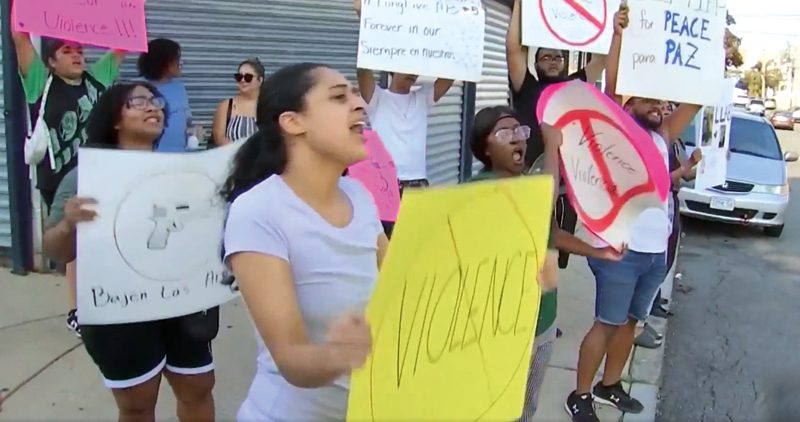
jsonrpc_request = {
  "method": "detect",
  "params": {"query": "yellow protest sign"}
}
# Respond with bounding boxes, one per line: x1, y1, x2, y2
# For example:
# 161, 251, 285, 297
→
347, 176, 554, 421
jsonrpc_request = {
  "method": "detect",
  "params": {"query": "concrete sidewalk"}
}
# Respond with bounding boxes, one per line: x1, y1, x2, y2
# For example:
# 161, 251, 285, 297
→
0, 255, 669, 421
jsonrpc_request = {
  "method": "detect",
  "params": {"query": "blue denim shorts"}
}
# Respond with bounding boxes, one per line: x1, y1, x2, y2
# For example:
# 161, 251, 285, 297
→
587, 251, 667, 326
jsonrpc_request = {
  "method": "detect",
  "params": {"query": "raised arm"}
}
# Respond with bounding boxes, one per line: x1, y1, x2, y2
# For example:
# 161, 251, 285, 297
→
582, 53, 607, 83
604, 5, 629, 103
433, 78, 455, 103
11, 30, 36, 77
506, 0, 528, 92
663, 104, 702, 141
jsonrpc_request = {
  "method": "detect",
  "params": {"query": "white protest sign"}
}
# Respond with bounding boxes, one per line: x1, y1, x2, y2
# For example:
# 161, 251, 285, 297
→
357, 0, 485, 82
76, 143, 242, 325
522, 0, 621, 54
617, 0, 726, 105
694, 77, 736, 190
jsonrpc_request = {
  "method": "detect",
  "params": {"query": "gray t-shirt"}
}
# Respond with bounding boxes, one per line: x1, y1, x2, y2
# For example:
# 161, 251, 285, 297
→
46, 167, 78, 228
223, 175, 382, 421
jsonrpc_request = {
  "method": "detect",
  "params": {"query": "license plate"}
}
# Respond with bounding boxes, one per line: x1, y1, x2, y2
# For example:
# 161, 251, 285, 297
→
710, 197, 735, 211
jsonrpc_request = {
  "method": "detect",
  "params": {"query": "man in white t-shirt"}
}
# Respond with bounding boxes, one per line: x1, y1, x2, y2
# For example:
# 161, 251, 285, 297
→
564, 16, 704, 422
353, 1, 455, 194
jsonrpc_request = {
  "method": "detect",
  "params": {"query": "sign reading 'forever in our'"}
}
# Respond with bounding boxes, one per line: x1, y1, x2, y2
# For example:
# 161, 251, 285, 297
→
522, 0, 621, 54
357, 0, 486, 82
616, 0, 726, 105
537, 80, 670, 249
13, 0, 148, 52
347, 130, 401, 222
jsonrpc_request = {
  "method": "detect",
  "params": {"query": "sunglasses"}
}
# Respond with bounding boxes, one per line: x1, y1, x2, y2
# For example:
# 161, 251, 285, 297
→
126, 95, 166, 110
494, 125, 531, 143
234, 73, 255, 83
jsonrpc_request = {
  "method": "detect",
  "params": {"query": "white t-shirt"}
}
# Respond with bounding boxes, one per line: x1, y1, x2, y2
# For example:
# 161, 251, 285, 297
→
223, 175, 383, 422
366, 84, 435, 181
593, 131, 671, 253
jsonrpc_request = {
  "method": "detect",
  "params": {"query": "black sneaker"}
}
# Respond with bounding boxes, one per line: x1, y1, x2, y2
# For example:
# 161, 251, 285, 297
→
66, 309, 82, 338
564, 390, 599, 422
593, 381, 644, 414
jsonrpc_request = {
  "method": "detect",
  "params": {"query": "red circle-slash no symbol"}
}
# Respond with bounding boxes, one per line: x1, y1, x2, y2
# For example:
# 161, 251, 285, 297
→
539, 0, 607, 47
555, 109, 656, 232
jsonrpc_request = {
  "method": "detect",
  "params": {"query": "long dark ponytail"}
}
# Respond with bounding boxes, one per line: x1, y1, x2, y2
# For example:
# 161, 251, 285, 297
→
221, 62, 331, 203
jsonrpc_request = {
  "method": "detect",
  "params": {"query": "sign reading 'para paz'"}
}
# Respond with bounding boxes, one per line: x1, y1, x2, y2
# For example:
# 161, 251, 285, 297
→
357, 0, 486, 82
347, 176, 554, 421
537, 80, 670, 249
616, 0, 726, 105
13, 0, 148, 52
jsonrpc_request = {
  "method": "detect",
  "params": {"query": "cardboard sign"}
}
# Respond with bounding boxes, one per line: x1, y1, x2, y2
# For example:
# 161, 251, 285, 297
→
357, 0, 485, 82
13, 0, 148, 52
522, 0, 621, 54
347, 130, 401, 222
76, 143, 242, 324
537, 80, 670, 248
347, 176, 554, 421
694, 78, 737, 190
616, 0, 726, 105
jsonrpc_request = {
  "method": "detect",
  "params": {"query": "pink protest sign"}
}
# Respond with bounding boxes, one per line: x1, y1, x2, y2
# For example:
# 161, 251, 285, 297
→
13, 0, 148, 52
536, 80, 670, 249
348, 130, 401, 222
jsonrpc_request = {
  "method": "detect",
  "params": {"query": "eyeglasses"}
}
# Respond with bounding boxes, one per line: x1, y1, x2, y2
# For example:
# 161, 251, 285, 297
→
494, 125, 531, 143
538, 54, 564, 63
234, 73, 255, 83
126, 95, 166, 110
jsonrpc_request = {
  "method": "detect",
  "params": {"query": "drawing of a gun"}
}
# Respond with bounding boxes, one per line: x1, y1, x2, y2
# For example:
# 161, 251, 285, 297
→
147, 197, 222, 250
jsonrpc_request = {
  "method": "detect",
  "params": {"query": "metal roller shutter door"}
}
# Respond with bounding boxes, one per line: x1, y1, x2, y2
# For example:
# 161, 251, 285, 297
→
472, 0, 512, 175
426, 82, 464, 186
0, 15, 11, 248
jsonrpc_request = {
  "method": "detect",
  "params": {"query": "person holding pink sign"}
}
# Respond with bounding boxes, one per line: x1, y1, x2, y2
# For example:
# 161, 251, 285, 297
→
565, 10, 705, 422
12, 25, 125, 338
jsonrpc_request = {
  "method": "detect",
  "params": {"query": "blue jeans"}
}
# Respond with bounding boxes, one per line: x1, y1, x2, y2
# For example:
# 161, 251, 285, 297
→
587, 251, 667, 326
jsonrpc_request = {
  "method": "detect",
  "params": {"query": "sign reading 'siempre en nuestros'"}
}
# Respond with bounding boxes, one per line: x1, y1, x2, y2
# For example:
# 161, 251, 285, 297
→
76, 144, 242, 325
616, 0, 727, 105
357, 0, 486, 82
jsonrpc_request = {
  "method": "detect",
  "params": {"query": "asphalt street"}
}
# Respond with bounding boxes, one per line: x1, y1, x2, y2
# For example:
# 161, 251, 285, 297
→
657, 125, 800, 422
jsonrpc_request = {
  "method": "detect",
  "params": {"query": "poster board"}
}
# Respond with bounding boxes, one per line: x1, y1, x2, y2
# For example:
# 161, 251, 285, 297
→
616, 0, 726, 105
13, 0, 148, 52
347, 130, 401, 222
76, 144, 241, 325
694, 77, 737, 190
347, 176, 554, 421
537, 80, 670, 248
357, 0, 486, 82
522, 0, 621, 54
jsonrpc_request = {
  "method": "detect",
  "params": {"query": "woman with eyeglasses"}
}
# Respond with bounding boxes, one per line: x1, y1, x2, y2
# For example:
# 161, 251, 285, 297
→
212, 58, 264, 146
41, 82, 217, 421
468, 106, 623, 422
138, 38, 203, 152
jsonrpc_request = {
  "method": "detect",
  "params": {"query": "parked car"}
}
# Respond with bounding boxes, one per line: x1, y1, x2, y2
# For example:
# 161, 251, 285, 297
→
764, 98, 777, 111
679, 111, 798, 237
793, 107, 800, 123
747, 99, 766, 116
770, 111, 795, 130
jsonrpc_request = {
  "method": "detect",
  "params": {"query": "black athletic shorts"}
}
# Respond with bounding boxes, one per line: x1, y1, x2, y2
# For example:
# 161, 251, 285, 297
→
81, 314, 215, 389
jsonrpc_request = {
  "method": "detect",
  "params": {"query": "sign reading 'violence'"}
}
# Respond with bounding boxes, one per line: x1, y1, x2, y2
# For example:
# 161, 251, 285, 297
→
13, 0, 148, 52
357, 0, 485, 82
616, 0, 726, 105
523, 0, 621, 54
537, 80, 670, 248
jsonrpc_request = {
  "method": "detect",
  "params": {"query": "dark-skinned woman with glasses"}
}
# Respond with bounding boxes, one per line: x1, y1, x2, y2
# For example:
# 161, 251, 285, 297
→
212, 58, 264, 145
42, 82, 217, 421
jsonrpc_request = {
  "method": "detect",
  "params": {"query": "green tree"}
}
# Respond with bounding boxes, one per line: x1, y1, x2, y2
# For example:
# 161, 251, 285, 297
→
745, 67, 763, 97
765, 66, 783, 91
725, 12, 744, 68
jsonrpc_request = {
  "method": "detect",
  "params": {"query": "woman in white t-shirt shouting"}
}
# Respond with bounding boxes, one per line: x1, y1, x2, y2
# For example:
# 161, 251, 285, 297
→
222, 62, 389, 421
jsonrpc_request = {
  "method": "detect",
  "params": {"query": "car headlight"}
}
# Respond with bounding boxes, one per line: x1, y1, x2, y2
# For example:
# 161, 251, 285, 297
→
751, 183, 789, 195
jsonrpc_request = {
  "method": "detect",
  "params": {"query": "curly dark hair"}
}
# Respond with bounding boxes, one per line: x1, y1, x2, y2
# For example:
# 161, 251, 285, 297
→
85, 82, 167, 149
137, 38, 181, 81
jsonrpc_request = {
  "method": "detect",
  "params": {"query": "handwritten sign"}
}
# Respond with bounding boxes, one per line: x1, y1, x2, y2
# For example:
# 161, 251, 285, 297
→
13, 0, 148, 52
347, 176, 553, 421
76, 143, 242, 324
537, 80, 670, 248
522, 0, 621, 54
357, 0, 485, 82
616, 0, 726, 105
694, 77, 736, 190
348, 130, 401, 222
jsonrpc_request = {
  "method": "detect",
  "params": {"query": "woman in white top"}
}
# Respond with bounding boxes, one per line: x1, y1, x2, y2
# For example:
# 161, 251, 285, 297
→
212, 58, 263, 145
222, 62, 388, 421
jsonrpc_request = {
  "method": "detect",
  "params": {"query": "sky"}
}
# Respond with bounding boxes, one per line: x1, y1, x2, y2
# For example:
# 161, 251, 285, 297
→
726, 0, 800, 64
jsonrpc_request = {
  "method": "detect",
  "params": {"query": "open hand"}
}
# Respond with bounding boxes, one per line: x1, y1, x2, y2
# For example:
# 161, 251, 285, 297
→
614, 2, 630, 34
325, 313, 372, 374
64, 197, 98, 228
690, 148, 703, 165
